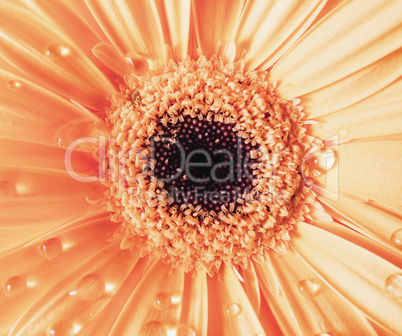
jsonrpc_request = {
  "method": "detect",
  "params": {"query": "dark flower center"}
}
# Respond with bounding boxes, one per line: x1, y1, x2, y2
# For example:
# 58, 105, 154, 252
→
152, 115, 259, 213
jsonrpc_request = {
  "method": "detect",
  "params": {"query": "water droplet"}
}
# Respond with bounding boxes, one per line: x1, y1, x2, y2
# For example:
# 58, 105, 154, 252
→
338, 128, 349, 138
7, 80, 22, 89
39, 238, 63, 259
45, 43, 62, 61
75, 274, 105, 301
224, 303, 241, 317
126, 54, 149, 76
385, 273, 402, 299
306, 148, 335, 172
298, 279, 320, 297
48, 320, 75, 336
139, 321, 165, 336
5, 276, 27, 296
0, 180, 16, 197
390, 229, 402, 250
58, 138, 63, 147
154, 292, 174, 310
176, 325, 196, 336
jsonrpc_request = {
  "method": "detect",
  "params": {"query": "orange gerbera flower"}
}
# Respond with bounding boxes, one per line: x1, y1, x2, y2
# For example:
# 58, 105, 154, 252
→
0, 0, 401, 335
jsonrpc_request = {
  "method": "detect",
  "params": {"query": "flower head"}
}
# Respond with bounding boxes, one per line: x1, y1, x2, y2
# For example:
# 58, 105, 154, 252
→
0, 0, 401, 335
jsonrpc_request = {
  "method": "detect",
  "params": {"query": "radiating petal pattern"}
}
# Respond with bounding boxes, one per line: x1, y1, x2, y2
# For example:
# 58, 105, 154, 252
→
292, 222, 402, 335
299, 49, 402, 118
269, 249, 377, 335
109, 261, 185, 335
0, 169, 106, 252
234, 0, 327, 70
310, 78, 402, 140
0, 2, 116, 111
318, 193, 402, 252
9, 240, 142, 336
84, 0, 165, 64
155, 0, 191, 60
0, 215, 118, 334
192, 0, 245, 57
0, 70, 99, 146
206, 266, 265, 336
270, 0, 402, 98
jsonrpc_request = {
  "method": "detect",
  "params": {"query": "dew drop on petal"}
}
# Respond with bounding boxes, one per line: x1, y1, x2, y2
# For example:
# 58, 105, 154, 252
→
224, 303, 241, 317
75, 274, 105, 301
126, 54, 149, 76
45, 43, 62, 61
338, 128, 349, 138
390, 229, 402, 250
176, 325, 196, 336
40, 238, 63, 259
384, 273, 402, 299
298, 279, 320, 297
154, 292, 173, 310
48, 320, 76, 336
7, 80, 22, 89
139, 321, 165, 336
5, 276, 27, 296
307, 148, 335, 172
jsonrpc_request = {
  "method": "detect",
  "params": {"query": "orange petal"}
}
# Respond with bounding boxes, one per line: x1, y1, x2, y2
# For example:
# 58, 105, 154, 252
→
92, 43, 133, 77
214, 265, 265, 336
0, 168, 106, 252
15, 0, 104, 63
270, 0, 402, 98
109, 261, 185, 335
299, 49, 402, 118
314, 140, 402, 205
234, 0, 327, 70
258, 295, 284, 336
80, 257, 150, 336
240, 263, 261, 315
0, 70, 98, 145
0, 2, 116, 111
0, 140, 98, 177
270, 249, 377, 335
181, 270, 208, 336
291, 222, 402, 335
260, 284, 302, 336
306, 216, 402, 269
254, 255, 280, 295
9, 240, 141, 336
318, 193, 402, 252
310, 78, 402, 140
155, 0, 191, 60
0, 215, 118, 334
85, 0, 165, 64
192, 0, 245, 57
